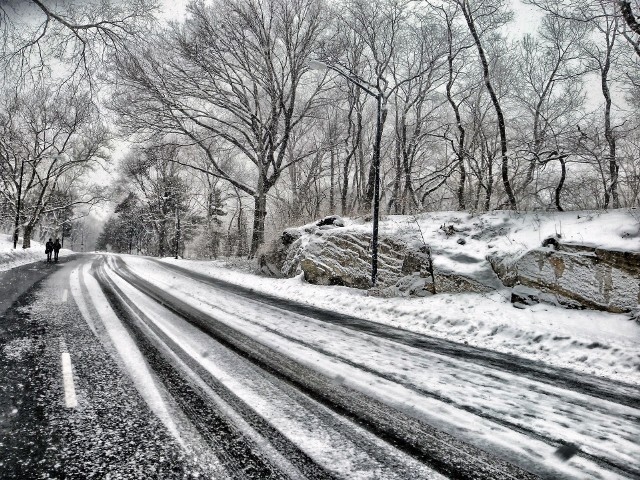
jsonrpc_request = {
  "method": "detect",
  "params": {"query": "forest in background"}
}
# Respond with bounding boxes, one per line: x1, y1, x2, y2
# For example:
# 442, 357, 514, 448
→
1, 0, 640, 258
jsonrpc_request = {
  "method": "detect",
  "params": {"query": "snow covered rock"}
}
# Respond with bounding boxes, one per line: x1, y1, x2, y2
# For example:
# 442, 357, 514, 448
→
258, 228, 303, 276
496, 243, 640, 313
511, 285, 540, 306
510, 284, 562, 309
316, 215, 345, 228
261, 210, 639, 306
261, 222, 496, 295
299, 231, 406, 289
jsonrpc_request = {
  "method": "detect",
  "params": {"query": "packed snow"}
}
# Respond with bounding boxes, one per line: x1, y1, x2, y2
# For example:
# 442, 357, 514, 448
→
101, 257, 445, 479
159, 209, 640, 386
118, 255, 638, 479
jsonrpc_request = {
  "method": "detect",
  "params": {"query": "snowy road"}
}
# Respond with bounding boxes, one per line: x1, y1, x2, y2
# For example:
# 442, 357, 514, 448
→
1, 254, 639, 479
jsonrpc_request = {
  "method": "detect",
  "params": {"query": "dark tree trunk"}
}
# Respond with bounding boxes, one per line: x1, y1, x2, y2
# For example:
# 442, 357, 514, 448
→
158, 219, 167, 257
484, 152, 493, 211
390, 135, 403, 214
330, 148, 336, 213
445, 14, 467, 210
461, 2, 517, 210
619, 1, 640, 36
601, 17, 619, 209
22, 224, 33, 249
556, 157, 566, 212
364, 107, 387, 211
250, 192, 267, 258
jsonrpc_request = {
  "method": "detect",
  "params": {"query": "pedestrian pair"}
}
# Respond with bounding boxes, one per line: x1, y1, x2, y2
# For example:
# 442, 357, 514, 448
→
46, 238, 62, 263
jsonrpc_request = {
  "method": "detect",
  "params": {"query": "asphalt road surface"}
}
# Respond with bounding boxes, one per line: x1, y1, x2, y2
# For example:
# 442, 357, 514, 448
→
1, 254, 638, 479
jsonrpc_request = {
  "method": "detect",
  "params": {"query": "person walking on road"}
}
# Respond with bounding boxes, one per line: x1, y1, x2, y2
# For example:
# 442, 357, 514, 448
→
45, 238, 53, 263
53, 238, 62, 262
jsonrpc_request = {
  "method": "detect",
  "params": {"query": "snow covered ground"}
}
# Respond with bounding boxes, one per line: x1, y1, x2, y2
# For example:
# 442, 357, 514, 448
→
116, 254, 639, 479
286, 208, 640, 288
376, 208, 640, 262
0, 233, 73, 272
157, 209, 640, 386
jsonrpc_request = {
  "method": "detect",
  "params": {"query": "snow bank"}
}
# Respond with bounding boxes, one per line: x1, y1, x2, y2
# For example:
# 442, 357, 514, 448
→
155, 209, 640, 384
334, 209, 639, 285
0, 233, 73, 272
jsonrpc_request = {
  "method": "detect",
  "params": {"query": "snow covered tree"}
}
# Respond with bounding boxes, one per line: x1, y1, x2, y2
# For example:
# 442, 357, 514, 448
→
0, 0, 157, 87
0, 77, 109, 248
113, 0, 329, 256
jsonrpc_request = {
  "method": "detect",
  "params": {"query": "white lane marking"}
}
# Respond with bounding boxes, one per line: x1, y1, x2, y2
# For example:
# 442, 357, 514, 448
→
60, 339, 78, 408
61, 289, 68, 303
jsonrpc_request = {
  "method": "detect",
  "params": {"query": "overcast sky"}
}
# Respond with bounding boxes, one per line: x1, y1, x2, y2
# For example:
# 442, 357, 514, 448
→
158, 0, 544, 35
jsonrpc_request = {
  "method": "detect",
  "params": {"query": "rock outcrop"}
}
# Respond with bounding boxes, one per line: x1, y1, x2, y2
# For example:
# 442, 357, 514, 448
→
492, 242, 640, 313
259, 216, 496, 295
261, 211, 639, 312
299, 231, 405, 289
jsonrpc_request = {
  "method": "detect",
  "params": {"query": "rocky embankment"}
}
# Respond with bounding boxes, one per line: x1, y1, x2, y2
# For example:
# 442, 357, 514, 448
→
492, 243, 640, 313
259, 213, 640, 315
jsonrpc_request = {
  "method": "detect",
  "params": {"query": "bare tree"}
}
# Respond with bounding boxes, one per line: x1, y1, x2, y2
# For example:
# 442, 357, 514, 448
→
526, 0, 633, 209
454, 0, 518, 209
114, 0, 328, 256
388, 12, 448, 214
120, 143, 192, 257
511, 15, 587, 208
435, 2, 476, 210
0, 79, 109, 247
1, 0, 157, 87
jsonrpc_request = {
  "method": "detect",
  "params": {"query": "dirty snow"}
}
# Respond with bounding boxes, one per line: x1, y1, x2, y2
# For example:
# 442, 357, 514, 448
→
1, 337, 34, 360
164, 259, 640, 385
103, 258, 445, 480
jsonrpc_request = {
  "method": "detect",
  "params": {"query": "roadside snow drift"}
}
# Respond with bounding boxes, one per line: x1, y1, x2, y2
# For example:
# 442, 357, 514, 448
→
0, 234, 73, 271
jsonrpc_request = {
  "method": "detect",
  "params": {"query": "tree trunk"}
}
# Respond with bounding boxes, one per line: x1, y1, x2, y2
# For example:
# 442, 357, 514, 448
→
602, 73, 619, 209
484, 152, 493, 211
250, 192, 267, 258
390, 135, 402, 214
461, 1, 517, 210
329, 148, 336, 213
22, 224, 33, 249
555, 157, 566, 211
158, 219, 166, 257
601, 17, 619, 209
364, 106, 387, 211
619, 1, 640, 37
445, 15, 467, 211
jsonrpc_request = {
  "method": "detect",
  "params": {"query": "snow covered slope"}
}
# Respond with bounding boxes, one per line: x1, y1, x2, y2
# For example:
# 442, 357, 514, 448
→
161, 209, 640, 385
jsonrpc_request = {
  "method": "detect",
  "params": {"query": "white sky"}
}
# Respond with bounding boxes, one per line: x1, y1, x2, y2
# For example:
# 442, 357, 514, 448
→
159, 0, 544, 33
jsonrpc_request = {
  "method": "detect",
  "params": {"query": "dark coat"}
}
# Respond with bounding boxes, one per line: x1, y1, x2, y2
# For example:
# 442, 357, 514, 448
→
45, 241, 53, 253
53, 240, 61, 252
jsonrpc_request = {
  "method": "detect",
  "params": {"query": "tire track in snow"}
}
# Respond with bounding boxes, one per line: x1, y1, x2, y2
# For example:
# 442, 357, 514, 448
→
130, 257, 640, 478
95, 260, 327, 480
110, 256, 548, 480
98, 257, 445, 480
70, 261, 228, 479
155, 275, 639, 478
152, 259, 640, 409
